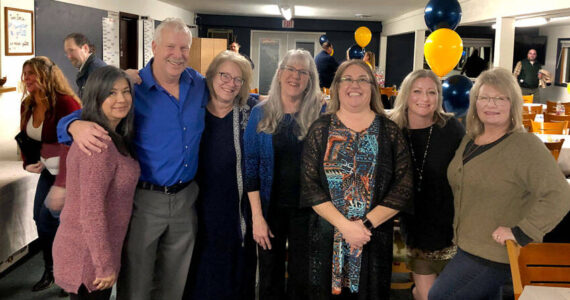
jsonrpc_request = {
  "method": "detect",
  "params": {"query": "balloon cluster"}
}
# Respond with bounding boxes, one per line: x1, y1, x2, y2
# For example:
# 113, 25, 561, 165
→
423, 0, 463, 77
423, 0, 470, 116
348, 26, 371, 59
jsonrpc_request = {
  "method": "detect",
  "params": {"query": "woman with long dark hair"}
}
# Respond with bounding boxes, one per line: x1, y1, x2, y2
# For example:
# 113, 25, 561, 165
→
53, 66, 140, 300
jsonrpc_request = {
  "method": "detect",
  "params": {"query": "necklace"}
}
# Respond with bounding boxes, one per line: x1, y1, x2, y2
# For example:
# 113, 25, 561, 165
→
407, 125, 433, 192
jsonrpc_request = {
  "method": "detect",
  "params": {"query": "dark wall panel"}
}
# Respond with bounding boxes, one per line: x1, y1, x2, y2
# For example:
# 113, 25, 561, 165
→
35, 0, 107, 92
197, 14, 382, 66
385, 33, 414, 88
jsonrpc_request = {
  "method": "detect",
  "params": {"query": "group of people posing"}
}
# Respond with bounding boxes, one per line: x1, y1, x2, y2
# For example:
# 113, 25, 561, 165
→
18, 16, 569, 300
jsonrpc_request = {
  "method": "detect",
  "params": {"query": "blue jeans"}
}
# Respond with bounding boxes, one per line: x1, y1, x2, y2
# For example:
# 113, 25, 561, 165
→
428, 248, 512, 300
33, 169, 60, 269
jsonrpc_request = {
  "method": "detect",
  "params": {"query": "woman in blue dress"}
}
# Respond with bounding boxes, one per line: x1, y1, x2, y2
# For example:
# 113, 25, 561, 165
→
185, 51, 258, 300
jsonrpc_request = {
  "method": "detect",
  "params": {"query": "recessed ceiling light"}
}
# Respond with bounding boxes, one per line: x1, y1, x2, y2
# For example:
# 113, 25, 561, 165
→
355, 14, 371, 18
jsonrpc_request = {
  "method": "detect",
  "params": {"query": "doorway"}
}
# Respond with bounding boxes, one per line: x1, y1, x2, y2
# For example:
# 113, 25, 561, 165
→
120, 12, 139, 70
250, 31, 324, 94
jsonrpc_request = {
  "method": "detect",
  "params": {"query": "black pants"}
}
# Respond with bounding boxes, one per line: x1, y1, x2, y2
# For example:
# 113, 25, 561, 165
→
69, 285, 112, 300
258, 205, 310, 300
33, 169, 59, 270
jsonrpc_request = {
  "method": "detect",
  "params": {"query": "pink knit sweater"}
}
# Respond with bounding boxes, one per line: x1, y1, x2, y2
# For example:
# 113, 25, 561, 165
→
53, 139, 140, 293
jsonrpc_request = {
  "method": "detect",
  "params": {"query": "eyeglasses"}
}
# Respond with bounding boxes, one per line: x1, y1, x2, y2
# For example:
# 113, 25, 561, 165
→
218, 72, 244, 86
476, 95, 509, 106
281, 65, 310, 77
339, 77, 373, 87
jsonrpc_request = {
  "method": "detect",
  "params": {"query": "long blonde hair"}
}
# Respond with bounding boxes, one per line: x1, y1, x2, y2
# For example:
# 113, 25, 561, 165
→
20, 56, 80, 129
257, 49, 322, 140
465, 67, 524, 139
390, 69, 452, 129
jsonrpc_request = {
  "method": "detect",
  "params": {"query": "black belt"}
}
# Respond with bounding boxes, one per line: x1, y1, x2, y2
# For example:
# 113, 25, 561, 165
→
137, 180, 192, 195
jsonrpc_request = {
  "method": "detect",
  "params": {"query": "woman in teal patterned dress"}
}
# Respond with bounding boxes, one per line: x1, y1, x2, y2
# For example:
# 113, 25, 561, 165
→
300, 59, 414, 300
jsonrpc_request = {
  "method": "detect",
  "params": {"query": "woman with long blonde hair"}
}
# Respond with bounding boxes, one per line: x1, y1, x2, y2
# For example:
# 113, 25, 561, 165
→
19, 56, 80, 292
244, 49, 322, 299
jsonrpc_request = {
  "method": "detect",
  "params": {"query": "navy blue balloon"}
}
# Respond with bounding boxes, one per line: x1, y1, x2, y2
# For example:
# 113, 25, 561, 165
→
319, 35, 329, 45
442, 75, 472, 117
424, 0, 462, 32
348, 44, 364, 59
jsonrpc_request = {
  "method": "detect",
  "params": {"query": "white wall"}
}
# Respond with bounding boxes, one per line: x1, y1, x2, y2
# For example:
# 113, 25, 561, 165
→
0, 0, 34, 160
540, 24, 570, 102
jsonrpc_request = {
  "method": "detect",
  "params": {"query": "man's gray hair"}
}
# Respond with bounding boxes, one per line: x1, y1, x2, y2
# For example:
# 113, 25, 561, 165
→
153, 18, 192, 47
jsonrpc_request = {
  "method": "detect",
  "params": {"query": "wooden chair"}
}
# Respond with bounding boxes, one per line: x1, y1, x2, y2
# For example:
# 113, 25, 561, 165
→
548, 101, 570, 114
249, 88, 259, 94
380, 87, 398, 98
522, 119, 533, 132
544, 113, 570, 123
523, 105, 543, 114
531, 120, 568, 134
322, 87, 330, 95
522, 94, 534, 103
544, 139, 565, 161
506, 240, 570, 300
522, 112, 536, 122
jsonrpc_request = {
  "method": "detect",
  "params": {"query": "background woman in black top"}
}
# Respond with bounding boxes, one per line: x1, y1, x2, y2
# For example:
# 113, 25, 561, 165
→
390, 69, 465, 300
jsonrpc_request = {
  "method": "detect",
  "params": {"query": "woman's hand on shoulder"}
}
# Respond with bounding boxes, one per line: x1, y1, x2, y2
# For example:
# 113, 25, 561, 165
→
252, 215, 274, 250
25, 161, 44, 173
339, 219, 372, 249
93, 272, 116, 290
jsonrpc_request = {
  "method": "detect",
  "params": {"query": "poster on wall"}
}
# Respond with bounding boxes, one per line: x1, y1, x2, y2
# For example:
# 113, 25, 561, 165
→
102, 12, 120, 67
4, 7, 34, 56
143, 18, 154, 66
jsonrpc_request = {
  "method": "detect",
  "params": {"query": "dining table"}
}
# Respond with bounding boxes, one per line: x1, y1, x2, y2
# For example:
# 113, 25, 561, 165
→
519, 285, 570, 300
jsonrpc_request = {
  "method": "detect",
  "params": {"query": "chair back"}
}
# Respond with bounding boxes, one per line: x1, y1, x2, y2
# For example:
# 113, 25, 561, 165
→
249, 88, 259, 94
322, 87, 330, 95
522, 94, 534, 103
531, 120, 568, 134
522, 119, 533, 132
544, 139, 565, 161
380, 87, 397, 98
547, 100, 558, 114
523, 105, 543, 114
522, 112, 536, 121
544, 113, 570, 123
506, 240, 570, 300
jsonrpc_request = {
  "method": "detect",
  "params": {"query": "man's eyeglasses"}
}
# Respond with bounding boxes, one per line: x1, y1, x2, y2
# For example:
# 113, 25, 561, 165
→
339, 77, 373, 87
282, 65, 310, 77
218, 72, 244, 86
477, 96, 509, 106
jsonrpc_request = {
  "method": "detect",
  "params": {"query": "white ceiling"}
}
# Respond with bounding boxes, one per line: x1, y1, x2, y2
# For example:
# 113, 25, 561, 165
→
161, 0, 427, 22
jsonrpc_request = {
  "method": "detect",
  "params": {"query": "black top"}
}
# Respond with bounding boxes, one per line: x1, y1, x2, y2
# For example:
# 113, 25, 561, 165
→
76, 54, 107, 99
314, 50, 339, 88
271, 114, 303, 207
401, 117, 465, 251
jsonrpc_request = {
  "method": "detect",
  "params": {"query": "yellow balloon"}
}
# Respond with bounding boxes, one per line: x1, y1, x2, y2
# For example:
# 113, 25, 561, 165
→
424, 28, 463, 77
355, 26, 372, 48
567, 83, 570, 95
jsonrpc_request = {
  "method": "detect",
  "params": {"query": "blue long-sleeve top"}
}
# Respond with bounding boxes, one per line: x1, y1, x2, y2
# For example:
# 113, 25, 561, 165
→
57, 59, 208, 186
243, 102, 274, 217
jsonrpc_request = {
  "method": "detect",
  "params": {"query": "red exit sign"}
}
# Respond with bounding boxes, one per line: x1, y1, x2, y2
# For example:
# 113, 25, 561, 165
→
282, 20, 294, 28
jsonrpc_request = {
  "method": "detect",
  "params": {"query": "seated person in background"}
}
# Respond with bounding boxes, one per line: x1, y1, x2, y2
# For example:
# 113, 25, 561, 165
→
19, 56, 81, 293
460, 50, 486, 78
53, 66, 140, 300
429, 68, 570, 300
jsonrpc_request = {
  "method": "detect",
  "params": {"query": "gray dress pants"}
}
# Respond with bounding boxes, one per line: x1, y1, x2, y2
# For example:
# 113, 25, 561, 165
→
117, 181, 198, 300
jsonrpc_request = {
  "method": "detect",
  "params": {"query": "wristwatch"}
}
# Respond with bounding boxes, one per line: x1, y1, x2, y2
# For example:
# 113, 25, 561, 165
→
362, 217, 374, 230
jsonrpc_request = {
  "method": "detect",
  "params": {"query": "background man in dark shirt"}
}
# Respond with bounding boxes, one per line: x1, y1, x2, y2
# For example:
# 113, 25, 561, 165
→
314, 41, 339, 89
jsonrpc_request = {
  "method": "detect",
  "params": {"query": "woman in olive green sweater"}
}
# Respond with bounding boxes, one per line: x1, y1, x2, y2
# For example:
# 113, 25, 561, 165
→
429, 68, 570, 300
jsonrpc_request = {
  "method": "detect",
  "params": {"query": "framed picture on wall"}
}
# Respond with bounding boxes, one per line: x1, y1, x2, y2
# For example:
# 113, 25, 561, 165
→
4, 7, 34, 56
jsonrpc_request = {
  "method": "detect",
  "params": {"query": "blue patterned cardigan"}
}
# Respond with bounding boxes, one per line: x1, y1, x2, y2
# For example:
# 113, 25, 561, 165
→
243, 102, 274, 217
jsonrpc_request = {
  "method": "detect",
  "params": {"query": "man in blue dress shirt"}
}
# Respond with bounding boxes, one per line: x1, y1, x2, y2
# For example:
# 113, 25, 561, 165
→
57, 18, 207, 300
